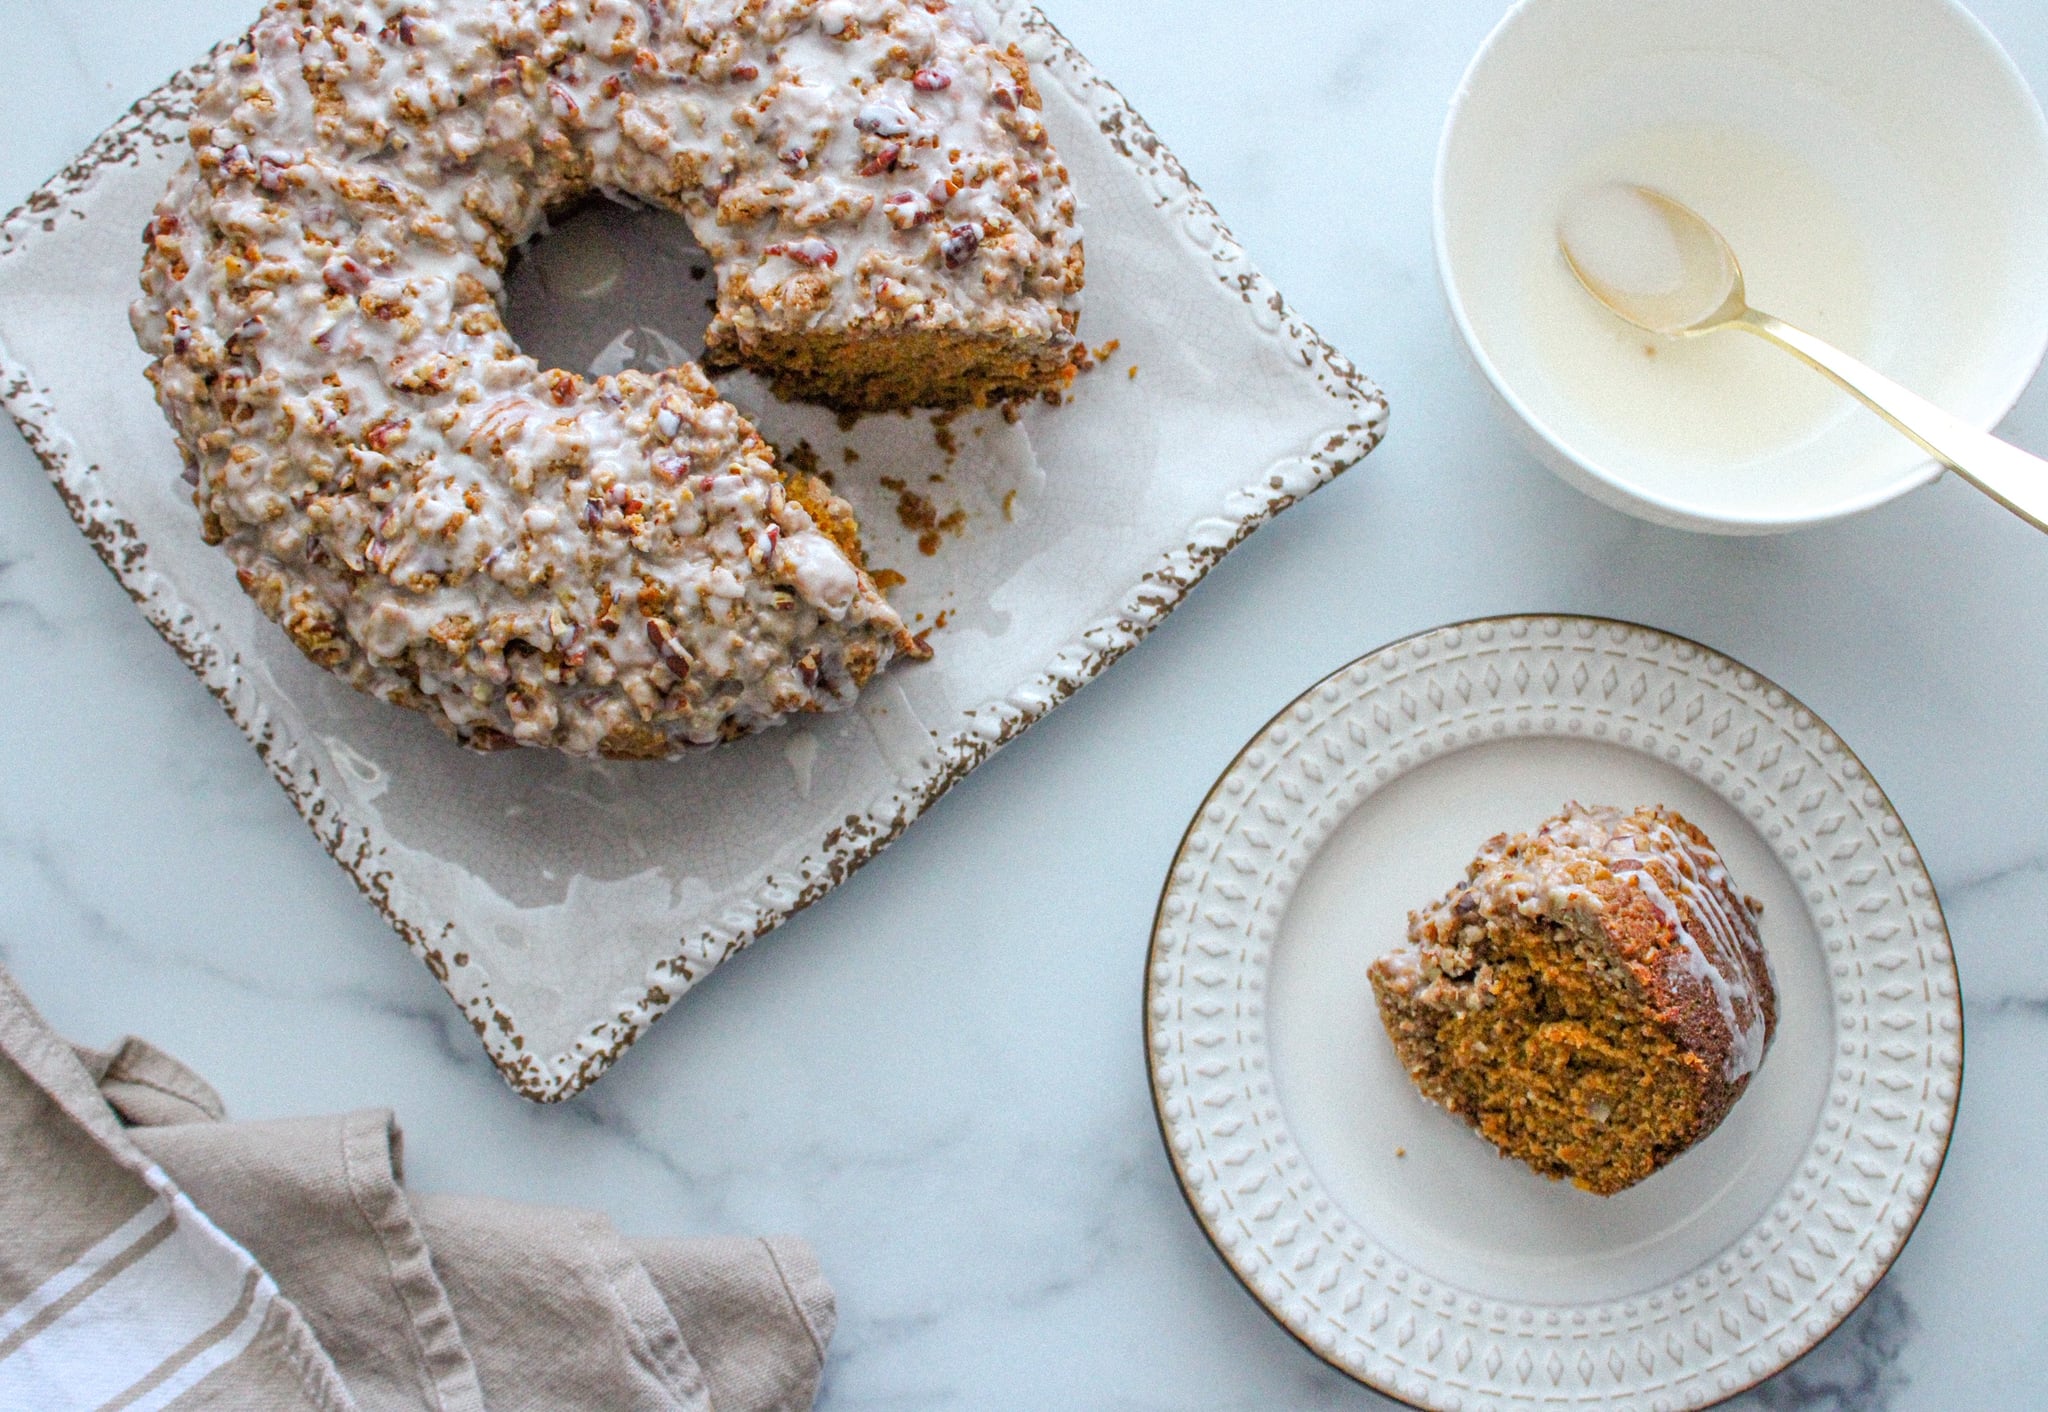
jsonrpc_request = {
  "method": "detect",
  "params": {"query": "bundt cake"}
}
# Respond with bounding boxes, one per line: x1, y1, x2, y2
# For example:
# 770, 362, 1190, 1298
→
1370, 803, 1776, 1195
131, 0, 1084, 757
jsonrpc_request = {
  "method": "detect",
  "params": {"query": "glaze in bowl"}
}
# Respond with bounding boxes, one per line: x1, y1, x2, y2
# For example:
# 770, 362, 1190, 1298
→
1436, 0, 2048, 533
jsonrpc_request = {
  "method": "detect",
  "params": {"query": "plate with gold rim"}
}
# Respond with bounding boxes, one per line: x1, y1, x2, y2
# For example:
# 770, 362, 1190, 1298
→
1145, 615, 1960, 1411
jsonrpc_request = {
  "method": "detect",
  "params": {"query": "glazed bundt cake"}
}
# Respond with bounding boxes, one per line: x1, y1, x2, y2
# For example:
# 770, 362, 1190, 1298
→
132, 0, 1084, 757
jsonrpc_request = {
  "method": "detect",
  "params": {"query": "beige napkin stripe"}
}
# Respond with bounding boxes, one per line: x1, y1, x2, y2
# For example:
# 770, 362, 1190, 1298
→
0, 1201, 173, 1352
101, 1266, 266, 1412
0, 1169, 283, 1410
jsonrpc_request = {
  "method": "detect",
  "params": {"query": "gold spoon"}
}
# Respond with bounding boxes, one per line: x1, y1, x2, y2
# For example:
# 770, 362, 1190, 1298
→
1558, 182, 2048, 531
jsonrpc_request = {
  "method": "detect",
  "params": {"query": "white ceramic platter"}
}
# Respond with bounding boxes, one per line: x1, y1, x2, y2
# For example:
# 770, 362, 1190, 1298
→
0, 4, 1383, 1100
1146, 616, 1960, 1411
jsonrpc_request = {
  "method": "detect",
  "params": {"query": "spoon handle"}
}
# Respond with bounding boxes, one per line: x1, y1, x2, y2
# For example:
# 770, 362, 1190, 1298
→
1734, 308, 2048, 532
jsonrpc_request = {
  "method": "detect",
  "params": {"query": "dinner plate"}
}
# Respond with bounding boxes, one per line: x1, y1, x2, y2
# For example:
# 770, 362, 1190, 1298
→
1146, 616, 1960, 1411
0, 0, 1384, 1099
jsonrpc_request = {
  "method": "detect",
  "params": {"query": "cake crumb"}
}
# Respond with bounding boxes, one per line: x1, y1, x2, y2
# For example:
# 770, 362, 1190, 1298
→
1644, 344, 1657, 359
881, 476, 967, 556
1001, 488, 1017, 521
1127, 364, 1139, 379
1068, 336, 1124, 378
1395, 1147, 1406, 1159
842, 447, 860, 464
781, 440, 821, 478
871, 568, 906, 591
930, 409, 961, 459
933, 609, 951, 630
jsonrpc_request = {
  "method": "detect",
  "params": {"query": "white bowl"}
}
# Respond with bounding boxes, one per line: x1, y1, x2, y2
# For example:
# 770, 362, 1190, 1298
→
1435, 0, 2048, 533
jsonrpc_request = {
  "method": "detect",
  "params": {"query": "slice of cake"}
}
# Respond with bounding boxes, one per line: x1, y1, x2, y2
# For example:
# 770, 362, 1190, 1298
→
1369, 803, 1776, 1195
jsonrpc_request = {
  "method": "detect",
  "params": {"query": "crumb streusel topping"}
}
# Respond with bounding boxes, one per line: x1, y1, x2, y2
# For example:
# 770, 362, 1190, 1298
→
132, 0, 1083, 757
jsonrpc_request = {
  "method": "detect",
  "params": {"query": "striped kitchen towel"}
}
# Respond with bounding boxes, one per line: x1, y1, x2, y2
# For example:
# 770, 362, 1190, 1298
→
0, 967, 834, 1411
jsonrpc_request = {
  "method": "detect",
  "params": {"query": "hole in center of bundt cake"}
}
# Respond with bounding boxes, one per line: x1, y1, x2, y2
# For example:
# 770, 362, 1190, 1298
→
1420, 918, 1708, 1196
502, 194, 718, 380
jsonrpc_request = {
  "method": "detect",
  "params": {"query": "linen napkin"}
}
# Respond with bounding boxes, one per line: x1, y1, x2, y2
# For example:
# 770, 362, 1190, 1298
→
0, 965, 833, 1410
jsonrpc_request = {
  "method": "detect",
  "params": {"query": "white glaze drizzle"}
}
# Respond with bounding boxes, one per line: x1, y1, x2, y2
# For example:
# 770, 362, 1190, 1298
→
1511, 804, 1773, 1081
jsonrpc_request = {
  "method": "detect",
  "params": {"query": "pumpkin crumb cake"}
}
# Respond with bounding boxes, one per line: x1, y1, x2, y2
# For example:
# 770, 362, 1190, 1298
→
1369, 803, 1776, 1195
132, 0, 1083, 759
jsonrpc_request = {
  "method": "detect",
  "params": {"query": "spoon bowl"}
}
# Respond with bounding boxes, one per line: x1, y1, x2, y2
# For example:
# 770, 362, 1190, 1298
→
1557, 184, 1746, 337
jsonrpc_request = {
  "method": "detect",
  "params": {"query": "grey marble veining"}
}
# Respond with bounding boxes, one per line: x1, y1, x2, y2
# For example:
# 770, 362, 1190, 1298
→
4, 0, 2046, 1407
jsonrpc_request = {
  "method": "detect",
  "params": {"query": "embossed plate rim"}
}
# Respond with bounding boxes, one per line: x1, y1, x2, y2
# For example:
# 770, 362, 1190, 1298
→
1144, 614, 1962, 1411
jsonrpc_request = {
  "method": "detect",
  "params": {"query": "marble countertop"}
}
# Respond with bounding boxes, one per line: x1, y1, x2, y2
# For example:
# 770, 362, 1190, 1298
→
4, 1, 2044, 1407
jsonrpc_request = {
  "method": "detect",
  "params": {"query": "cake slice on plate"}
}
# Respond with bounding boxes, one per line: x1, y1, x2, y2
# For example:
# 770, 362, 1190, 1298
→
1370, 803, 1776, 1195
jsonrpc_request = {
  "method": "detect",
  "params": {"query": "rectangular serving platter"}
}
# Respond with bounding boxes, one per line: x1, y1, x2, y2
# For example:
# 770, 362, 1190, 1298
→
0, 0, 1385, 1100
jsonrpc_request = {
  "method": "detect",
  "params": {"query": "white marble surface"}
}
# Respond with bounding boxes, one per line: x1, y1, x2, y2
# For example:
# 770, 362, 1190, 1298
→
3, 1, 2045, 1406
